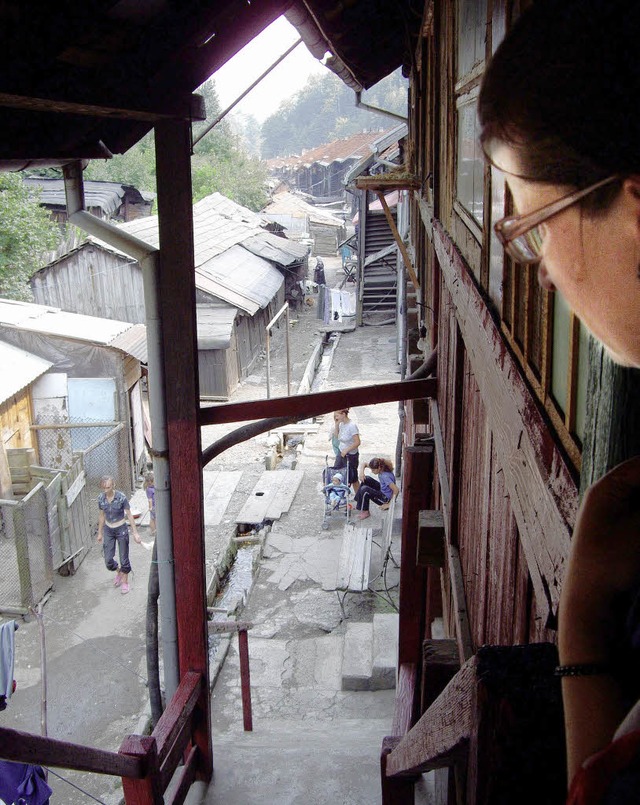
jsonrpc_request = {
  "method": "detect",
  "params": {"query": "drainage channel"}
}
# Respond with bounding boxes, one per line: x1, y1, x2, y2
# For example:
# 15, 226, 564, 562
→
207, 329, 340, 680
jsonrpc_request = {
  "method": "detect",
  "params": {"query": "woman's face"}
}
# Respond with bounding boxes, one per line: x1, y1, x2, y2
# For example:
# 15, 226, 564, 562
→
335, 410, 348, 423
494, 145, 640, 367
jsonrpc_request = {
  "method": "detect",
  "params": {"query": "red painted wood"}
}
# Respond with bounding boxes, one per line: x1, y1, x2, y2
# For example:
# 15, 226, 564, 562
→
198, 377, 437, 426
120, 735, 161, 805
238, 628, 253, 732
398, 445, 432, 666
154, 119, 211, 781
0, 726, 141, 778
432, 221, 577, 622
392, 662, 417, 736
152, 671, 202, 760
381, 736, 416, 805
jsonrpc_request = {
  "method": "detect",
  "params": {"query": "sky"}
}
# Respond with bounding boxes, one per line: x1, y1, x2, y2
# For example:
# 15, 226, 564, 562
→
212, 16, 327, 123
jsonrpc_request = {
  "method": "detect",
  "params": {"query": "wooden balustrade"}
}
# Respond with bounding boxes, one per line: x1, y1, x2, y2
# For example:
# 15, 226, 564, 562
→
0, 670, 206, 805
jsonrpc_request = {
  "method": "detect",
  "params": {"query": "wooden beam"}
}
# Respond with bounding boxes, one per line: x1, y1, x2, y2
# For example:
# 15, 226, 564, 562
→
154, 118, 211, 781
199, 377, 437, 426
0, 91, 205, 123
0, 726, 142, 778
392, 662, 418, 737
375, 190, 421, 292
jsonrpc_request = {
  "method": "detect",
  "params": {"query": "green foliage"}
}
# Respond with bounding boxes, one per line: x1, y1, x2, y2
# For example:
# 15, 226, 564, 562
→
84, 80, 268, 210
261, 69, 408, 159
0, 174, 60, 299
84, 131, 157, 193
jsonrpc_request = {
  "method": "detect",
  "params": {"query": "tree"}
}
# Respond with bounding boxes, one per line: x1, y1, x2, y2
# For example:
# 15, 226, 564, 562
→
83, 130, 157, 193
0, 174, 60, 299
261, 68, 408, 158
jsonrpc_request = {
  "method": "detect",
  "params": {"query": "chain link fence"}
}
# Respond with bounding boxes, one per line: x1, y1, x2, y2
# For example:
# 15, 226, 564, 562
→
0, 416, 132, 614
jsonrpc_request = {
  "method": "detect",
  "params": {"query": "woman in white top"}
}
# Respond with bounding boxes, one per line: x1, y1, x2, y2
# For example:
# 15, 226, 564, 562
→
332, 408, 361, 493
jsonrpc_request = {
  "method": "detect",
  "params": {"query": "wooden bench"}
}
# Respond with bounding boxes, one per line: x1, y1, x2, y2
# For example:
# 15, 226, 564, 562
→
335, 523, 373, 617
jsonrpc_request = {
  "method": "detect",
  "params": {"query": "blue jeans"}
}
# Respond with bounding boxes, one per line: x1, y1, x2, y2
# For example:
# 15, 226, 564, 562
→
103, 524, 131, 574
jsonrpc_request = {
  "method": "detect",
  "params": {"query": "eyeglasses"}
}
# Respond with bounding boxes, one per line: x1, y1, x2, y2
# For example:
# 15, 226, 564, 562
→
494, 175, 619, 264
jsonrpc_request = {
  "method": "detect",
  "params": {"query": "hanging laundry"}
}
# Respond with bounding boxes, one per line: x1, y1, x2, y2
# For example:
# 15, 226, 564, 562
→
0, 619, 16, 711
0, 761, 52, 805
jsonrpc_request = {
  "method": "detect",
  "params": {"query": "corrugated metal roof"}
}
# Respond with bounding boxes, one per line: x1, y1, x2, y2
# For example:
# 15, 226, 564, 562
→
262, 192, 344, 227
196, 244, 284, 315
0, 299, 147, 362
0, 339, 52, 405
266, 131, 392, 170
196, 303, 237, 350
241, 232, 309, 267
109, 323, 148, 363
23, 178, 136, 217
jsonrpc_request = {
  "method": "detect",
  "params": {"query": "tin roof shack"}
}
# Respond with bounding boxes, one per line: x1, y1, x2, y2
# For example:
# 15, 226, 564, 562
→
261, 191, 346, 256
266, 131, 391, 205
0, 339, 99, 612
0, 340, 52, 499
0, 300, 148, 505
23, 177, 154, 224
30, 192, 306, 398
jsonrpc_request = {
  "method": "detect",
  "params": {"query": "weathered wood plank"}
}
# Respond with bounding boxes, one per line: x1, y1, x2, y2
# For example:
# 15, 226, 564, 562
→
416, 509, 445, 567
235, 471, 304, 523
392, 662, 417, 737
0, 726, 141, 777
386, 655, 476, 776
432, 222, 575, 622
202, 470, 242, 526
336, 524, 373, 591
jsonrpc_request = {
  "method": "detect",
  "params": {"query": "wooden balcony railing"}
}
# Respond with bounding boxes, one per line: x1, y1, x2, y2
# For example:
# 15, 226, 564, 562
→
0, 670, 206, 805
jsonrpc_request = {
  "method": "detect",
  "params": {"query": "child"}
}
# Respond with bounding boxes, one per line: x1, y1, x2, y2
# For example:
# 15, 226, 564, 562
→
143, 471, 156, 536
323, 472, 349, 510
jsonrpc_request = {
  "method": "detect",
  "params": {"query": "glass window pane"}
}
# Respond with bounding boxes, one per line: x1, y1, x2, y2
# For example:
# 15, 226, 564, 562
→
551, 292, 571, 414
457, 99, 484, 225
457, 0, 488, 80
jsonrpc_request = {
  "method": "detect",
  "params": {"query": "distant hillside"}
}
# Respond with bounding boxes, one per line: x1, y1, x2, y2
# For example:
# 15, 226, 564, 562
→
260, 68, 407, 159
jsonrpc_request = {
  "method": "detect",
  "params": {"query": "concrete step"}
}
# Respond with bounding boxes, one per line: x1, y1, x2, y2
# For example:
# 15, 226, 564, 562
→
341, 615, 398, 691
372, 613, 398, 690
341, 621, 373, 691
204, 718, 394, 805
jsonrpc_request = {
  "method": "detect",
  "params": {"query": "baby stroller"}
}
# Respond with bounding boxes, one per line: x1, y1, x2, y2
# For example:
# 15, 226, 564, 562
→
321, 460, 351, 530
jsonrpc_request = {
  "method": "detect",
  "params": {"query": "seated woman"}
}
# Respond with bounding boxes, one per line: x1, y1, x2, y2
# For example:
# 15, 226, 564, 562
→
354, 458, 399, 520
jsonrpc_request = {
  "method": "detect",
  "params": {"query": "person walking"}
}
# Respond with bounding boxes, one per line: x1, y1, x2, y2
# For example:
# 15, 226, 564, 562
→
354, 458, 399, 520
97, 475, 141, 595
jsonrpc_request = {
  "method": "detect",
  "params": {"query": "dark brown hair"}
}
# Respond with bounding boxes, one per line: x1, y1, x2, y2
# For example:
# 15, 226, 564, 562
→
368, 458, 394, 474
479, 0, 638, 211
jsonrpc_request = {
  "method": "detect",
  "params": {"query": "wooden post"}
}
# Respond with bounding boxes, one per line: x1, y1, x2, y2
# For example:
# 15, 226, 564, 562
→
154, 118, 211, 780
238, 628, 253, 732
398, 446, 433, 669
120, 735, 162, 805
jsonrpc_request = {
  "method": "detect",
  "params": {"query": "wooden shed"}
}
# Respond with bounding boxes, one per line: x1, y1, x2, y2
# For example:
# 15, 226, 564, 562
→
0, 300, 148, 496
30, 192, 306, 398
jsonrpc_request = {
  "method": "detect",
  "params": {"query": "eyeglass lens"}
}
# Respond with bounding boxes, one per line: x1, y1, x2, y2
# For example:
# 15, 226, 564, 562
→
507, 226, 544, 264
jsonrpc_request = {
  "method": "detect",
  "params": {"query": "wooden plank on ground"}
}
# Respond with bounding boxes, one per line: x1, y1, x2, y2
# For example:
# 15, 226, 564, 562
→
202, 470, 242, 525
235, 470, 304, 523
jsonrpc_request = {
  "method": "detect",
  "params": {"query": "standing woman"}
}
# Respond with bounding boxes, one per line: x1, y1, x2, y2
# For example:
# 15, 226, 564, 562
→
479, 1, 640, 799
332, 408, 361, 493
354, 458, 399, 520
97, 475, 141, 595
